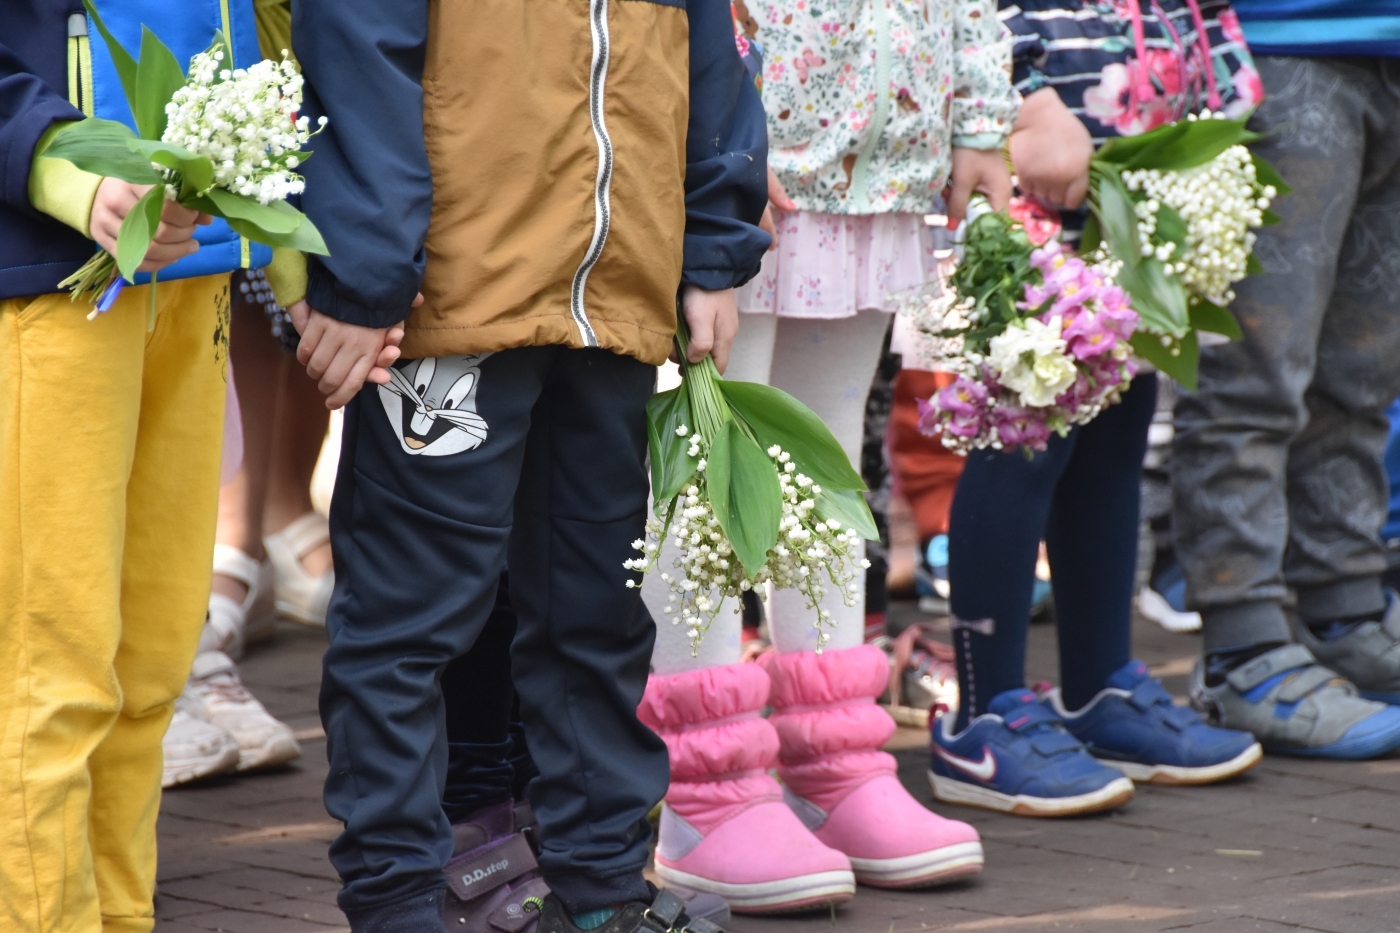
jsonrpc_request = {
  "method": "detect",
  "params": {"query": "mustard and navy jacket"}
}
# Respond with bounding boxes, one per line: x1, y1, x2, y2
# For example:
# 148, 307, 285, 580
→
294, 0, 772, 366
0, 0, 268, 301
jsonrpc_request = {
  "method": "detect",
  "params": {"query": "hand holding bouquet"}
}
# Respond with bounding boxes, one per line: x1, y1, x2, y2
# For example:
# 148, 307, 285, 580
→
625, 321, 876, 653
40, 0, 327, 321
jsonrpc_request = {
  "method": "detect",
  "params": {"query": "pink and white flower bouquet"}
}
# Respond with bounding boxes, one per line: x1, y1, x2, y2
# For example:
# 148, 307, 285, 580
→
918, 205, 1138, 454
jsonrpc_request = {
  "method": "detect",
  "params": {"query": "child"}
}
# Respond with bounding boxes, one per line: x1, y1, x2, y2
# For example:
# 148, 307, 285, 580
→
928, 0, 1263, 818
638, 0, 1016, 911
289, 1, 770, 930
0, 2, 267, 929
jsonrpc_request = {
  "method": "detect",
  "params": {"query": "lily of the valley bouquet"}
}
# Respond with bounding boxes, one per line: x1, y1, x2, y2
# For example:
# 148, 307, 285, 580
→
920, 112, 1286, 453
41, 0, 326, 320
625, 323, 877, 653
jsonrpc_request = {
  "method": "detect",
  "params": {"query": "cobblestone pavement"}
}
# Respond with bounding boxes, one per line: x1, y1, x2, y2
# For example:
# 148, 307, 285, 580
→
155, 609, 1400, 933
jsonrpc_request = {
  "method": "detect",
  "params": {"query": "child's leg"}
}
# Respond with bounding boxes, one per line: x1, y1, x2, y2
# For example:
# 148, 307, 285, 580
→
766, 310, 890, 653
442, 574, 520, 823
0, 276, 227, 933
1046, 374, 1157, 710
506, 348, 664, 915
948, 434, 1075, 731
321, 348, 552, 927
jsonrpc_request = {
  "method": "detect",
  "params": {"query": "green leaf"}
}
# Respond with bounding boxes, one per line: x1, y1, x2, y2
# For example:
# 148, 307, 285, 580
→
1080, 214, 1101, 256
83, 0, 138, 116
1122, 118, 1248, 171
216, 212, 331, 255
1093, 122, 1188, 167
706, 421, 782, 576
1154, 203, 1188, 248
202, 188, 303, 233
132, 26, 185, 140
39, 118, 161, 184
646, 385, 698, 512
1261, 208, 1283, 226
114, 185, 164, 282
1095, 172, 1142, 270
127, 138, 214, 193
1130, 329, 1201, 390
717, 380, 865, 491
1250, 152, 1292, 197
1189, 300, 1242, 340
1246, 252, 1265, 275
1116, 258, 1191, 336
813, 488, 879, 542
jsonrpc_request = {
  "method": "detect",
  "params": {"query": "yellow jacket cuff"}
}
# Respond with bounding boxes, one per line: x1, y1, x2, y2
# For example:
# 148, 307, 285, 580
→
264, 247, 307, 308
29, 123, 103, 238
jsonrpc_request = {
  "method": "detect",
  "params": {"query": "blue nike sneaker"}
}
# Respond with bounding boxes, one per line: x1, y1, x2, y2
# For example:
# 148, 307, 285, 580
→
1045, 660, 1262, 785
929, 689, 1134, 817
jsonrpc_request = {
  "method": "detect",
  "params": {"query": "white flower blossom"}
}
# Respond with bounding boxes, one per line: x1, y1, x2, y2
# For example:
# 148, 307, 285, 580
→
986, 318, 1078, 407
161, 48, 321, 204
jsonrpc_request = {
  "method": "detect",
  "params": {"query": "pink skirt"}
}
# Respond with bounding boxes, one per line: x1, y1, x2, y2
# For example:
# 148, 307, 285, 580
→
736, 209, 939, 319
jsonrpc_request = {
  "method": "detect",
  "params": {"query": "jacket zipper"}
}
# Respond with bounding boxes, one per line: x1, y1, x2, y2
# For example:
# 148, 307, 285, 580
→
568, 0, 611, 348
848, 0, 892, 208
67, 13, 93, 117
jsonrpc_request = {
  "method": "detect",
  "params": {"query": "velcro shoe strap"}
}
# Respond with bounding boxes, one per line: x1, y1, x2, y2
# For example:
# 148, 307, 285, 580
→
276, 511, 331, 560
684, 918, 724, 933
445, 832, 538, 903
1127, 678, 1172, 712
488, 877, 551, 933
1275, 665, 1340, 703
645, 889, 687, 930
1225, 644, 1316, 692
1003, 703, 1061, 733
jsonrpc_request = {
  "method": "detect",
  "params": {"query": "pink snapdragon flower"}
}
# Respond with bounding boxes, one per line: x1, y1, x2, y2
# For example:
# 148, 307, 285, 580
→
992, 405, 1052, 451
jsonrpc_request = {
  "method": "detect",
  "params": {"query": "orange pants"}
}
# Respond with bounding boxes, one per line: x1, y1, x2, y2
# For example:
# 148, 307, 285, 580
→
889, 370, 965, 540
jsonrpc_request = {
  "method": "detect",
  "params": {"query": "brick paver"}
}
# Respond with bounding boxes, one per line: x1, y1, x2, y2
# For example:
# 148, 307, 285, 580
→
156, 611, 1400, 933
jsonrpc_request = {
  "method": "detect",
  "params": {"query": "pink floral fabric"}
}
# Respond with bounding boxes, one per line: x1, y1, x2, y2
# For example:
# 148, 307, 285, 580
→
736, 209, 939, 318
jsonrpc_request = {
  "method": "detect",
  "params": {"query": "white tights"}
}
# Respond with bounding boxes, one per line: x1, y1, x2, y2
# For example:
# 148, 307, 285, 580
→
647, 310, 891, 675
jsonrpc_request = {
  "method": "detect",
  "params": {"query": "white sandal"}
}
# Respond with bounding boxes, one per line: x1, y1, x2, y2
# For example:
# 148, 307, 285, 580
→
208, 545, 277, 660
264, 512, 335, 627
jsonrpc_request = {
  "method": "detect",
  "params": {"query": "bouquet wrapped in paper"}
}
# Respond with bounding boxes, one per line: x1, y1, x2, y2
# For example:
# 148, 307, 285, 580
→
919, 112, 1286, 453
39, 0, 327, 321
625, 323, 877, 652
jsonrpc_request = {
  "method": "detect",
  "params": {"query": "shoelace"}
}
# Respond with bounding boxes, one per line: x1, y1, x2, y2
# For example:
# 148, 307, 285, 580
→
198, 673, 256, 707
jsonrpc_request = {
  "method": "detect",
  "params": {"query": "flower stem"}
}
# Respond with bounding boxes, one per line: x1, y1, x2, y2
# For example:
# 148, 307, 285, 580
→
674, 313, 731, 442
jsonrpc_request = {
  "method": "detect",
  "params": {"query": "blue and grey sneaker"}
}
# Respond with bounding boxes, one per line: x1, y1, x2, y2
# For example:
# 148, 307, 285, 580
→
1045, 660, 1261, 785
1291, 593, 1400, 705
929, 689, 1134, 817
1190, 644, 1400, 760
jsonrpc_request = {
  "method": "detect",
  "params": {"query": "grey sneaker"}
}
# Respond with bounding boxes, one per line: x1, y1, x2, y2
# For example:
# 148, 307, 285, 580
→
1291, 595, 1400, 704
1190, 644, 1400, 759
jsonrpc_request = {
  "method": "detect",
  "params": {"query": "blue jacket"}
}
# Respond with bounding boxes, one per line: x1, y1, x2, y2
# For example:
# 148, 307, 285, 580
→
1231, 1, 1400, 57
294, 0, 771, 365
0, 0, 268, 301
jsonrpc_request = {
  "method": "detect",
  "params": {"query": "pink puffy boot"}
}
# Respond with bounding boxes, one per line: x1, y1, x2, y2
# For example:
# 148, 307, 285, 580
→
761, 645, 984, 888
638, 663, 855, 913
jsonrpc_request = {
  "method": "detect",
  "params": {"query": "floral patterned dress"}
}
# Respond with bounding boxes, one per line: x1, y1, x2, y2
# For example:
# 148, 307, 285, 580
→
736, 0, 1019, 318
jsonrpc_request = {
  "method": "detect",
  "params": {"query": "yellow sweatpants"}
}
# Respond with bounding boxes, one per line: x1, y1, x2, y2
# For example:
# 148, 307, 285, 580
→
0, 275, 230, 933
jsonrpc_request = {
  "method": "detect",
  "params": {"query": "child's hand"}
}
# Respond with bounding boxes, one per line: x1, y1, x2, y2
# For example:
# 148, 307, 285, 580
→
679, 284, 739, 374
289, 295, 417, 410
947, 147, 1014, 225
1008, 87, 1094, 209
90, 178, 213, 272
758, 165, 796, 250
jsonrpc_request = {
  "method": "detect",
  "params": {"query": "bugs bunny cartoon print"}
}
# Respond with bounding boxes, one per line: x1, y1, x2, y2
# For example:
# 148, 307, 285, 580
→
378, 354, 492, 456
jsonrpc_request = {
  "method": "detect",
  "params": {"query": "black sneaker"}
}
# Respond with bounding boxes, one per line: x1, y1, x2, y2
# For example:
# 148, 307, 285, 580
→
532, 886, 724, 933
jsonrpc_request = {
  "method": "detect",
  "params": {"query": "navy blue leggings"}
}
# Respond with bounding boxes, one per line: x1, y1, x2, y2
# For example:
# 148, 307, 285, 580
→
949, 373, 1157, 731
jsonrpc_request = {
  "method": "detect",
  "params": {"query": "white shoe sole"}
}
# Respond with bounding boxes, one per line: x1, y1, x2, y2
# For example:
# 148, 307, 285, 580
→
1137, 588, 1201, 633
849, 840, 983, 888
235, 732, 303, 772
163, 743, 240, 789
653, 863, 855, 914
1100, 742, 1262, 786
928, 770, 1134, 817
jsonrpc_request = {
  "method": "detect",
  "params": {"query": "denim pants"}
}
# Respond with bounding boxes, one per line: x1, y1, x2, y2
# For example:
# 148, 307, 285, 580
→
320, 347, 664, 926
1172, 55, 1400, 650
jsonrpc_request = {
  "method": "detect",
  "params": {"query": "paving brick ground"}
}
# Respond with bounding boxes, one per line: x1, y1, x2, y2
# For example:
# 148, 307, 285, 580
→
155, 607, 1400, 933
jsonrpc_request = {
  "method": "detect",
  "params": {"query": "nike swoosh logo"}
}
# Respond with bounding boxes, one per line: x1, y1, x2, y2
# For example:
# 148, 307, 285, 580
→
935, 744, 997, 781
